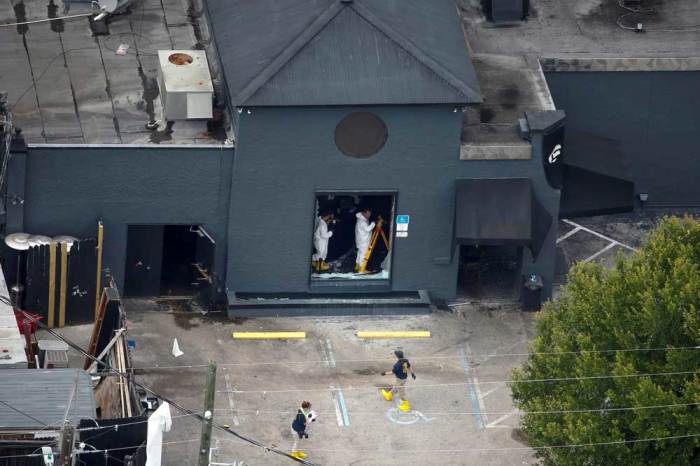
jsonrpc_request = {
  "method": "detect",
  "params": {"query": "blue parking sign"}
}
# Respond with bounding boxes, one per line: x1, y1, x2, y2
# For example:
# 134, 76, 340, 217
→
396, 215, 410, 225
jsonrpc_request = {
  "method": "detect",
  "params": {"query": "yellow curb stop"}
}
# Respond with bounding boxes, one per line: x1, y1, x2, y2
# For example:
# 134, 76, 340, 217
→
232, 331, 306, 340
356, 331, 431, 339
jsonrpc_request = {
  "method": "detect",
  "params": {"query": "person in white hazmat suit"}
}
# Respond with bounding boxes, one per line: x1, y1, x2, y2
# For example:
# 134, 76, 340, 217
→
312, 211, 335, 272
355, 207, 376, 272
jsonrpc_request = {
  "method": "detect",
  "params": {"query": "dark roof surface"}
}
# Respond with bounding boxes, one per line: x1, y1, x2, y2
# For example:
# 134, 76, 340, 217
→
0, 369, 96, 429
206, 0, 481, 106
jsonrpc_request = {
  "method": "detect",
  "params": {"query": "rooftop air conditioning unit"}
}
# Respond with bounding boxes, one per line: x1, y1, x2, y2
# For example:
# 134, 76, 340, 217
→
484, 0, 529, 22
157, 50, 214, 121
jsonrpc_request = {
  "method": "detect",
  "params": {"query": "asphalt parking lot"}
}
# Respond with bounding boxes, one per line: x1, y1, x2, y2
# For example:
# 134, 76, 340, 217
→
37, 211, 697, 465
126, 302, 536, 466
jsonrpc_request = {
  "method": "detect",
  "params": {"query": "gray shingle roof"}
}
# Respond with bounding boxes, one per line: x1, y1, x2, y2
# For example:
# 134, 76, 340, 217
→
206, 0, 481, 107
0, 369, 96, 429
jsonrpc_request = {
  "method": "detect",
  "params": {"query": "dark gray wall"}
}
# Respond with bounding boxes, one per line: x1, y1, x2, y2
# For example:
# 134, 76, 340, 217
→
228, 105, 560, 300
8, 146, 233, 290
546, 71, 700, 207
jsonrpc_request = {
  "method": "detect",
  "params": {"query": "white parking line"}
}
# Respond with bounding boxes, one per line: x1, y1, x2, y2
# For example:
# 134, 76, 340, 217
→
223, 371, 240, 426
583, 242, 617, 263
556, 226, 582, 243
478, 384, 503, 400
325, 338, 336, 368
323, 339, 349, 427
562, 219, 637, 251
330, 386, 344, 427
486, 409, 518, 429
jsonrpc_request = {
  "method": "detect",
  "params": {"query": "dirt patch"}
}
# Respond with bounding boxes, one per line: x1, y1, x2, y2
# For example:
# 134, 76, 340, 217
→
156, 300, 203, 330
511, 428, 529, 445
353, 368, 378, 376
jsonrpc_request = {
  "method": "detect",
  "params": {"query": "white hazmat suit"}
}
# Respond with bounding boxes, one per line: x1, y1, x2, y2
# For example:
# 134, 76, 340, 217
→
355, 212, 376, 269
312, 216, 333, 262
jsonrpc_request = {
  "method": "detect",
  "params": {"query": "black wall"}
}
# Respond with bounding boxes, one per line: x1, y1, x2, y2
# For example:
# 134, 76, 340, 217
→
6, 146, 233, 291
546, 71, 700, 207
228, 105, 560, 300
5, 106, 562, 306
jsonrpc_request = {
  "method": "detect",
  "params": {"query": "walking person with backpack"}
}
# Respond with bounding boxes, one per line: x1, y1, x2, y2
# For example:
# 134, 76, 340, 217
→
381, 350, 416, 412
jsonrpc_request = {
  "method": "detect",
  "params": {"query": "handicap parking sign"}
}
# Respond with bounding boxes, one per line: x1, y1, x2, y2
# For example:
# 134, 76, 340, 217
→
396, 215, 409, 235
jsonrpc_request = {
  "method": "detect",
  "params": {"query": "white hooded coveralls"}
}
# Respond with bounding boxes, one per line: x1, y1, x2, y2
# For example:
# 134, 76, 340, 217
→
312, 217, 333, 261
355, 212, 376, 267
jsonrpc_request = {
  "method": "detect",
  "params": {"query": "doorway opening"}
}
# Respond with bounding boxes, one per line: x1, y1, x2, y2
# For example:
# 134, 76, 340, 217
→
160, 225, 198, 296
310, 193, 394, 281
123, 225, 215, 298
457, 245, 522, 301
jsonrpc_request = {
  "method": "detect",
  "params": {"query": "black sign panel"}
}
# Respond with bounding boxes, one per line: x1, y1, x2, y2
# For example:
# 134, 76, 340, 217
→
543, 125, 564, 189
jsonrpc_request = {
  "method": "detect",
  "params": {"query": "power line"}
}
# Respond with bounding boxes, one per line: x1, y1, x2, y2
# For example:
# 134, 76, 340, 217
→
211, 401, 700, 417
76, 413, 196, 433
216, 433, 700, 453
0, 439, 200, 461
66, 401, 700, 436
69, 402, 699, 434
4, 430, 697, 460
219, 370, 699, 395
0, 13, 93, 28
131, 345, 700, 370
15, 310, 319, 466
0, 399, 52, 427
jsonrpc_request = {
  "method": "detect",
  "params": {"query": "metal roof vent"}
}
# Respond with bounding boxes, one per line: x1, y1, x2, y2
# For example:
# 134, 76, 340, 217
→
157, 50, 214, 121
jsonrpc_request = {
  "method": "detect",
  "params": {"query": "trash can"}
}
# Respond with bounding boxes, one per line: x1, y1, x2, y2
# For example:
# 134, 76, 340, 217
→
521, 273, 543, 311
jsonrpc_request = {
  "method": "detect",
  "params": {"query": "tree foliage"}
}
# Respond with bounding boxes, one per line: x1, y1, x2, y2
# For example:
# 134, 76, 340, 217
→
511, 217, 700, 466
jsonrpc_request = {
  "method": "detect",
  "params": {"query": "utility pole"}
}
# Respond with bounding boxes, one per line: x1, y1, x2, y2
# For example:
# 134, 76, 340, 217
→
59, 421, 75, 466
59, 372, 79, 466
198, 361, 217, 466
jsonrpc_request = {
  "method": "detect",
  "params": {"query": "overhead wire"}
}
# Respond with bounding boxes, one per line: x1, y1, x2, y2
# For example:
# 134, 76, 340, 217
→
131, 344, 700, 370
219, 370, 699, 395
211, 402, 700, 417
11, 299, 698, 464
65, 402, 700, 433
13, 308, 320, 466
3, 430, 698, 460
0, 399, 53, 428
216, 433, 700, 453
0, 13, 94, 28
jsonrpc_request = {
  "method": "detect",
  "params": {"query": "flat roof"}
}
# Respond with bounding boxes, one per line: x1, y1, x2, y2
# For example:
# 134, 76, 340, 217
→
458, 0, 699, 146
461, 0, 700, 61
0, 0, 228, 145
0, 369, 96, 429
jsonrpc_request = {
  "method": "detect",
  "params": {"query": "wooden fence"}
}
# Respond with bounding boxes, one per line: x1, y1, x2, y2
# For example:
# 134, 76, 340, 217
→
23, 222, 104, 326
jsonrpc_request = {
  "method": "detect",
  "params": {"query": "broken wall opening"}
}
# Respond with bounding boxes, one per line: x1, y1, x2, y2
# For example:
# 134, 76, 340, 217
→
311, 193, 394, 281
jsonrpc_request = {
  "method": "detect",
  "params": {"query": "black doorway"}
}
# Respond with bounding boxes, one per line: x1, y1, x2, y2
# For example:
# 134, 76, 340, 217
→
124, 225, 210, 298
160, 225, 198, 296
124, 225, 164, 297
457, 245, 522, 301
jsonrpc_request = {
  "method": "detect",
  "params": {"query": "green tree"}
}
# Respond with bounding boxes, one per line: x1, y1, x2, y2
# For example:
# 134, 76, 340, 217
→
511, 217, 700, 466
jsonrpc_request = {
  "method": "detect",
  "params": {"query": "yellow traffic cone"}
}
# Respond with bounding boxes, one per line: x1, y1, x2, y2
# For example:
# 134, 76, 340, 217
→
399, 399, 411, 412
381, 389, 393, 401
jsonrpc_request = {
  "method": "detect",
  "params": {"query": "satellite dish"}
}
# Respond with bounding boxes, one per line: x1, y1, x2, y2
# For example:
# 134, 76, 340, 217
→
4, 233, 30, 251
97, 0, 131, 14
53, 235, 79, 252
27, 235, 52, 247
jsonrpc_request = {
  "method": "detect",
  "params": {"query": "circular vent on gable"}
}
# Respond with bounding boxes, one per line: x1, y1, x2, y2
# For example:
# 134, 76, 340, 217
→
334, 112, 387, 158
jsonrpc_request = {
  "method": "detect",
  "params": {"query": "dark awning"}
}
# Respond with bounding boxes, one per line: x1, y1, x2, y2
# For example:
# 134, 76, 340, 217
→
455, 178, 552, 258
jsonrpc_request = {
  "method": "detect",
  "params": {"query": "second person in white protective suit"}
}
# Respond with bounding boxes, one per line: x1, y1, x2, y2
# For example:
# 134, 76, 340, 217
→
312, 211, 334, 272
355, 207, 375, 272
